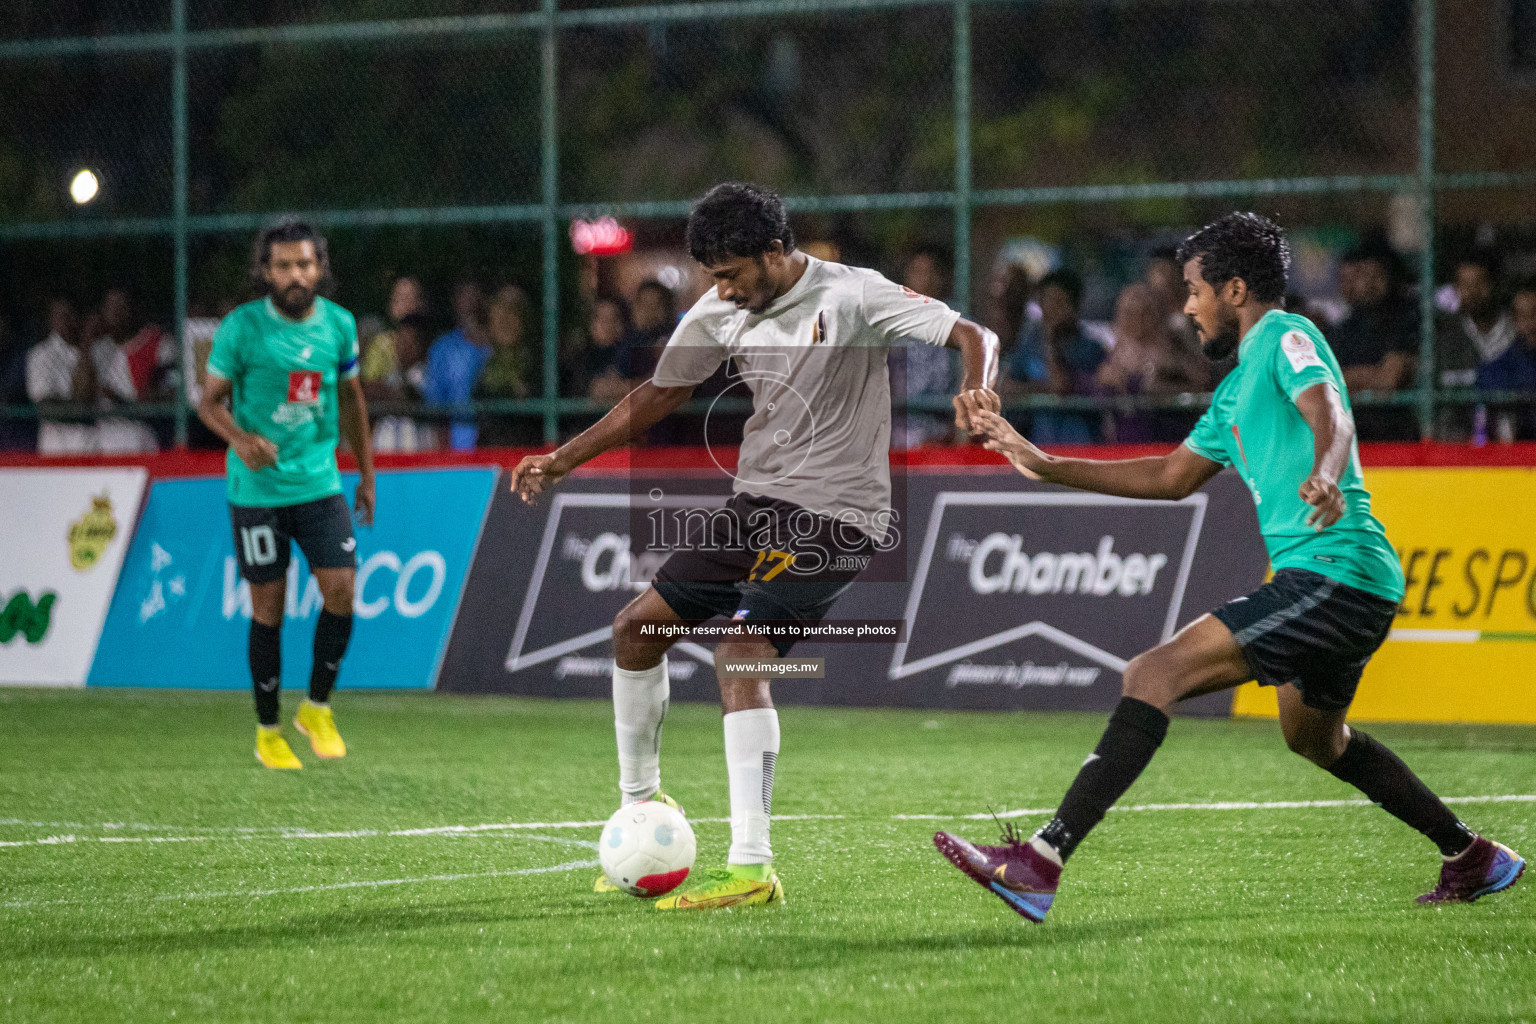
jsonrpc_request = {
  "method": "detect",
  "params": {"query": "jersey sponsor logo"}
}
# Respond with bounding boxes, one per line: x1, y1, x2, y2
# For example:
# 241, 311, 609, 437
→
1281, 330, 1326, 372
900, 286, 933, 303
287, 370, 322, 405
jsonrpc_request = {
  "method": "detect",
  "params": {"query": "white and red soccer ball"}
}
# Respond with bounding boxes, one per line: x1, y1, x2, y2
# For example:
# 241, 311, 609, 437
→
599, 801, 696, 897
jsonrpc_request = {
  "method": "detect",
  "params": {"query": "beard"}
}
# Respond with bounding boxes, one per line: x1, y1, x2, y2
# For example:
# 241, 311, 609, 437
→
1198, 307, 1242, 361
272, 282, 316, 319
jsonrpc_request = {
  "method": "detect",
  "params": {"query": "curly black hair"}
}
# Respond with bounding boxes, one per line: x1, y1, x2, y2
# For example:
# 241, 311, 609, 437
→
1176, 212, 1290, 304
686, 182, 796, 266
249, 217, 333, 294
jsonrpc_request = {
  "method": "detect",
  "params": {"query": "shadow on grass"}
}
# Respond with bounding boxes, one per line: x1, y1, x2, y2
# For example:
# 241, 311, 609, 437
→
3, 883, 1178, 966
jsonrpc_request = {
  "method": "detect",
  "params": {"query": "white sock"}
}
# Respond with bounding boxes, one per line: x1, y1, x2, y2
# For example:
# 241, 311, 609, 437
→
1029, 836, 1064, 867
613, 659, 669, 805
724, 707, 780, 865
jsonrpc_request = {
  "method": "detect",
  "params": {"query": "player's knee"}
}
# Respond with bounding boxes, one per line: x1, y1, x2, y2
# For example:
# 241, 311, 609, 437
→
320, 578, 354, 613
250, 583, 286, 625
1283, 728, 1341, 766
713, 639, 766, 664
1120, 651, 1174, 706
612, 604, 655, 666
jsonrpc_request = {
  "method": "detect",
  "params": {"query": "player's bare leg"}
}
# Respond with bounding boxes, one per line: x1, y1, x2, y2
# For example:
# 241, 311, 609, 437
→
249, 580, 301, 769
935, 614, 1248, 921
1275, 684, 1523, 903
657, 637, 784, 910
293, 568, 354, 759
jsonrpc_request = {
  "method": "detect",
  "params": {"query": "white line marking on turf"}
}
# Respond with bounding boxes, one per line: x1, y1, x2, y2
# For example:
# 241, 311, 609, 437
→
3, 798, 1531, 852
892, 793, 1536, 821
0, 829, 599, 851
0, 814, 846, 848
2, 859, 601, 910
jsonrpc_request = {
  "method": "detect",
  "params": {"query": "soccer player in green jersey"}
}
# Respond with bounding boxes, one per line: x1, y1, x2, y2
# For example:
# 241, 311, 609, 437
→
197, 219, 377, 770
936, 213, 1523, 921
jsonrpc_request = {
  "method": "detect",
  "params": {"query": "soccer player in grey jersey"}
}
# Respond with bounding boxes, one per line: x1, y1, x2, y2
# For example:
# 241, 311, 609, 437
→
513, 182, 1000, 909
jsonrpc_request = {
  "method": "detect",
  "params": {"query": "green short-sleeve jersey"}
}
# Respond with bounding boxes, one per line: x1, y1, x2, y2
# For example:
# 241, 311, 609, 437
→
1184, 308, 1404, 602
206, 296, 360, 508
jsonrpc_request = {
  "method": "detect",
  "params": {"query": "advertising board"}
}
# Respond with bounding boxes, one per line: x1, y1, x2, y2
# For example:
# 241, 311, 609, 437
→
90, 468, 495, 690
440, 468, 1268, 714
0, 468, 147, 686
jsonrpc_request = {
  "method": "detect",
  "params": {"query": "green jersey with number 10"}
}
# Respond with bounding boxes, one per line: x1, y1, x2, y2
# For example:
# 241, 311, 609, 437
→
1183, 308, 1404, 602
206, 296, 360, 508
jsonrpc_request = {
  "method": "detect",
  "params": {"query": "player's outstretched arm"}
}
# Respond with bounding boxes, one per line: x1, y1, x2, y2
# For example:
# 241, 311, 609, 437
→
339, 377, 376, 526
945, 318, 1001, 434
1293, 381, 1353, 530
960, 393, 1222, 500
510, 380, 696, 503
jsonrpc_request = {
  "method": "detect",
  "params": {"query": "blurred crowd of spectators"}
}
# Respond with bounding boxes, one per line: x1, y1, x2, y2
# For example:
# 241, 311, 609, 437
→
2, 235, 1534, 455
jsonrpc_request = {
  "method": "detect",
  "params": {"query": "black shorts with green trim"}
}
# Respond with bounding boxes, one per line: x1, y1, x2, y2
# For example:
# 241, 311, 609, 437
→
1212, 568, 1398, 713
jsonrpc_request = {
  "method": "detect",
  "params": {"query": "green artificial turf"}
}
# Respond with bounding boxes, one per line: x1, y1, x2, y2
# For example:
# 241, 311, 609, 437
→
1, 688, 1532, 1023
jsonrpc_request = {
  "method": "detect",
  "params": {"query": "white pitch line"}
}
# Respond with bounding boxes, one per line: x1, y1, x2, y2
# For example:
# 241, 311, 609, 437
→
3, 798, 1531, 851
0, 814, 847, 848
894, 792, 1536, 821
0, 829, 599, 851
3, 859, 601, 910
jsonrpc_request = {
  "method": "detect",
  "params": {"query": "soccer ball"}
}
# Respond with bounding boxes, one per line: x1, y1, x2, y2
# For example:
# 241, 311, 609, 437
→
598, 800, 696, 898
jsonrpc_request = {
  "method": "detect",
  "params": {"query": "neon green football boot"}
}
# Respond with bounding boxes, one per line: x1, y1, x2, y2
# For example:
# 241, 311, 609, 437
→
594, 791, 684, 893
654, 862, 784, 911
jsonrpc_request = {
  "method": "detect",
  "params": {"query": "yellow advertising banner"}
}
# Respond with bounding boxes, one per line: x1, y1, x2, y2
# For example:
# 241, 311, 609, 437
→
1233, 467, 1536, 723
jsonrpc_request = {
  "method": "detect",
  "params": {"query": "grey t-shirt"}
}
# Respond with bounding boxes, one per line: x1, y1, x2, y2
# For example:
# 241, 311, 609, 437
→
652, 256, 960, 540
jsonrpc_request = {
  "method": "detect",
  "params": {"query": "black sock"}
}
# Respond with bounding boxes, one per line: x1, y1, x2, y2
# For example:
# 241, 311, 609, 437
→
1327, 728, 1475, 857
308, 610, 353, 704
249, 620, 282, 726
1036, 697, 1170, 862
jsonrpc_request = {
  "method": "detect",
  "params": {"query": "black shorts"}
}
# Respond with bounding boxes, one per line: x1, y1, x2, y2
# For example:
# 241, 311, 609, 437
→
230, 494, 357, 585
650, 492, 875, 656
1212, 568, 1398, 712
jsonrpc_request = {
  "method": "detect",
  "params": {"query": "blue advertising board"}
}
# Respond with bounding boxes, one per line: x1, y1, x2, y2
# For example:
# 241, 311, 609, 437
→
90, 467, 496, 690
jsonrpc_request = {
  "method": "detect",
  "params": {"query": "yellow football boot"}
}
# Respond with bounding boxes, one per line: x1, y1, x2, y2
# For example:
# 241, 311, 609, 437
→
255, 726, 302, 770
654, 864, 784, 911
293, 700, 347, 759
595, 791, 684, 893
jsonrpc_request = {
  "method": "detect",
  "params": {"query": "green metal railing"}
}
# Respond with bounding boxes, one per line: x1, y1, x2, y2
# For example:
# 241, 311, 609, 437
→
1, 0, 1533, 446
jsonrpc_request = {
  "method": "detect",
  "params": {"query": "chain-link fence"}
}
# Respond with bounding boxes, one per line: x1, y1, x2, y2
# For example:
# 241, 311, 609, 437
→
2, 0, 1534, 447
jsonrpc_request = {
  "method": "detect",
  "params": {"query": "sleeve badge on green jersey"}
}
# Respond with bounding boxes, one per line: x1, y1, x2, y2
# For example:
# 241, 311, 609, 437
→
1281, 330, 1325, 372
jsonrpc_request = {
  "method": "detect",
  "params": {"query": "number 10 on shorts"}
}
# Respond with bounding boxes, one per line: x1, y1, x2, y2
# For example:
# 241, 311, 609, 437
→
240, 525, 278, 566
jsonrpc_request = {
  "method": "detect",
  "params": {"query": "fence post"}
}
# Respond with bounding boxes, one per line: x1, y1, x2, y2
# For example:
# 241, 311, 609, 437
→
172, 0, 190, 447
540, 0, 561, 446
1416, 0, 1436, 440
952, 0, 971, 315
